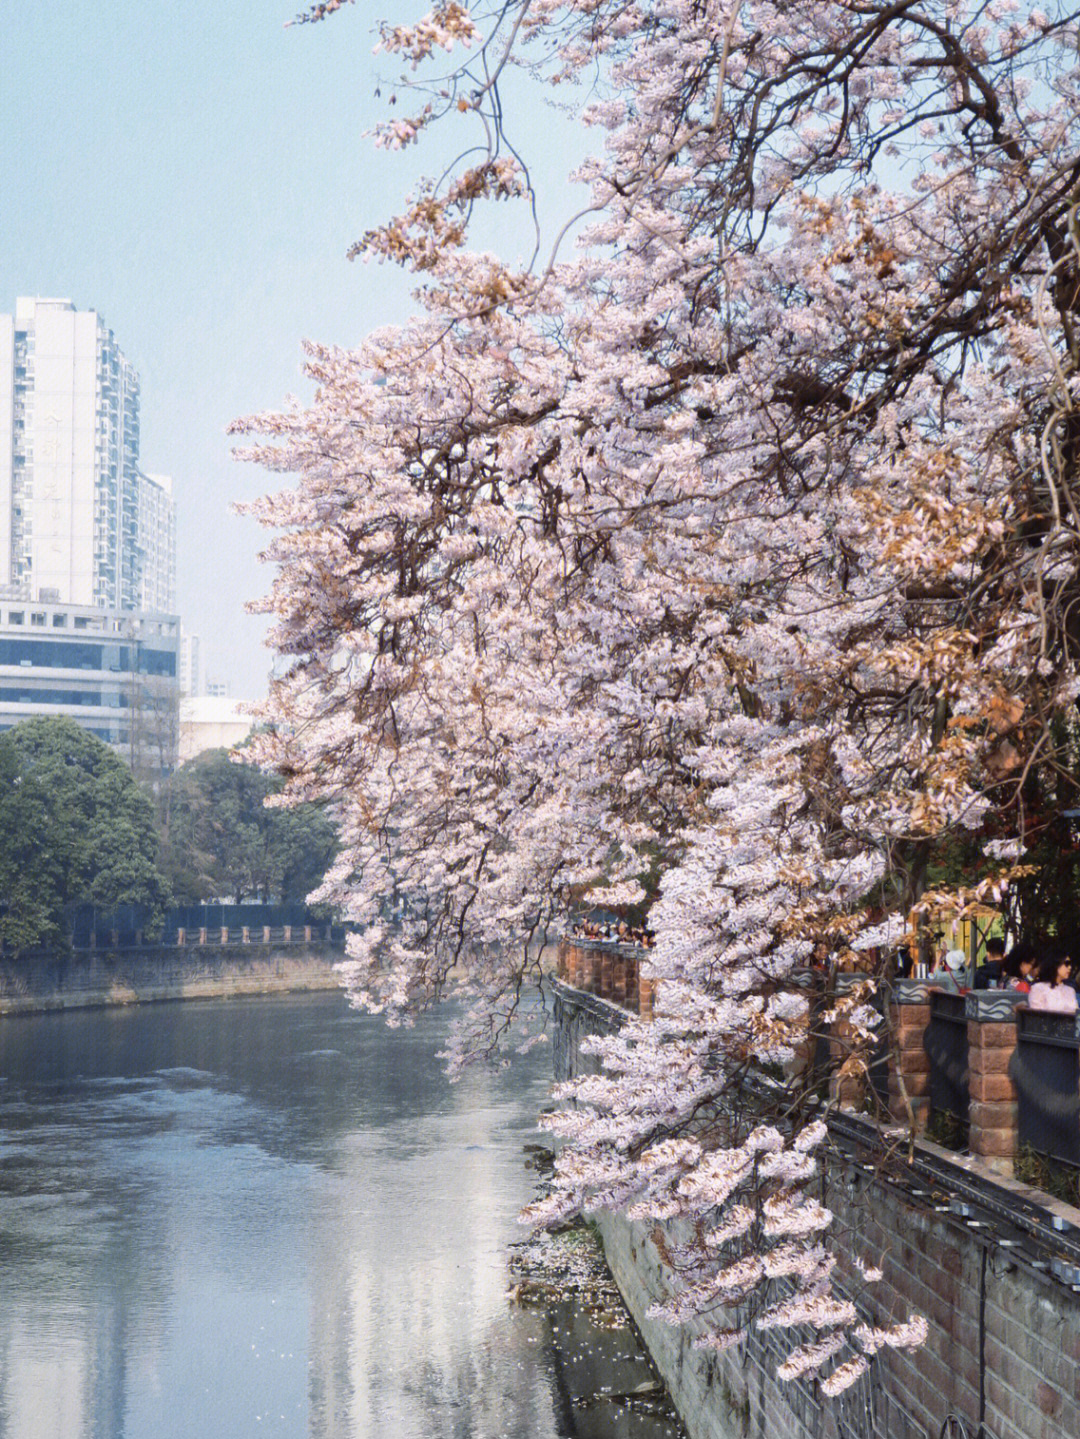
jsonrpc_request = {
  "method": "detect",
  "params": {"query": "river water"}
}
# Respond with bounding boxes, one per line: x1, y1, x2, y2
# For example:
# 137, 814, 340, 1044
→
0, 991, 683, 1439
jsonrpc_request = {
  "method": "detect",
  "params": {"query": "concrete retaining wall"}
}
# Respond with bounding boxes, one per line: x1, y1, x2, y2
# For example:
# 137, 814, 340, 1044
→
0, 945, 343, 1015
554, 981, 1080, 1439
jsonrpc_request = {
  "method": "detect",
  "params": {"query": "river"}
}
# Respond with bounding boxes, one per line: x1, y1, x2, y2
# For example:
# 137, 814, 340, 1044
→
0, 991, 682, 1439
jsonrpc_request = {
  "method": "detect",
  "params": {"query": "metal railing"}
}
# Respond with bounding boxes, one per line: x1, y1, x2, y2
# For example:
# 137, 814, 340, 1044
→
926, 990, 970, 1146
1011, 1007, 1080, 1173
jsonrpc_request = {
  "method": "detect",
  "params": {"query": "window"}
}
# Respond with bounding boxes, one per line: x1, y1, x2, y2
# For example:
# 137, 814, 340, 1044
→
0, 687, 115, 708
30, 613, 45, 627
8, 612, 23, 625
0, 639, 105, 671
51, 613, 67, 628
138, 647, 176, 678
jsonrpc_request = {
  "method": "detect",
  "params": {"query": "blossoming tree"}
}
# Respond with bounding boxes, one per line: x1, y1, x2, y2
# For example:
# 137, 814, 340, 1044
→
234, 0, 1080, 1390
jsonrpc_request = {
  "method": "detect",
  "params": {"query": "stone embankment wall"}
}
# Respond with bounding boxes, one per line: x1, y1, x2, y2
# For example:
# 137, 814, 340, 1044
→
555, 978, 1080, 1439
0, 945, 342, 1015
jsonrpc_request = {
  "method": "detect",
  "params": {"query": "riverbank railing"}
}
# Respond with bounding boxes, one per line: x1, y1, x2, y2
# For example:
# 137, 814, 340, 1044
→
556, 937, 654, 1017
925, 990, 971, 1148
1012, 1008, 1080, 1181
48, 903, 346, 953
558, 941, 1080, 1199
0, 915, 347, 960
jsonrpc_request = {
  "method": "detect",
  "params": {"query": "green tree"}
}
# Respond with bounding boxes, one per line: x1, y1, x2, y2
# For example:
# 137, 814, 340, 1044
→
161, 749, 337, 905
0, 718, 171, 953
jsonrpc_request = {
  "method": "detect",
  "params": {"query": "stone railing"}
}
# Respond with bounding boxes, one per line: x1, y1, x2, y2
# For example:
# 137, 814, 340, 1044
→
555, 937, 655, 1017
890, 983, 1080, 1179
554, 974, 1080, 1439
559, 941, 1080, 1186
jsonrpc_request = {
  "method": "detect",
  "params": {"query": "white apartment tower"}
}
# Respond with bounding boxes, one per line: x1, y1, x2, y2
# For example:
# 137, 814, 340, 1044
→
0, 298, 176, 611
0, 299, 179, 775
179, 627, 201, 697
139, 472, 177, 613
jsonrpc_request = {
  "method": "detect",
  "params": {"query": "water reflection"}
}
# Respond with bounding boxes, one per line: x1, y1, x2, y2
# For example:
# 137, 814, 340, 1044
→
0, 993, 680, 1439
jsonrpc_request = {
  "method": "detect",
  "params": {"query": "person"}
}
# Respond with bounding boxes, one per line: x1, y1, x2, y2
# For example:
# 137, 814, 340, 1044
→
1002, 943, 1035, 993
929, 948, 968, 992
1028, 951, 1078, 1013
974, 935, 1007, 989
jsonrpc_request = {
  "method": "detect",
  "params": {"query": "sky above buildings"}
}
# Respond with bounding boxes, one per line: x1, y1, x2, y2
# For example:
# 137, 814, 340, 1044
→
1, 2, 592, 698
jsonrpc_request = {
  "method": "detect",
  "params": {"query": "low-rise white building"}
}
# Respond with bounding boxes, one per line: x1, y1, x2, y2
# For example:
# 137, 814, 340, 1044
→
178, 694, 254, 763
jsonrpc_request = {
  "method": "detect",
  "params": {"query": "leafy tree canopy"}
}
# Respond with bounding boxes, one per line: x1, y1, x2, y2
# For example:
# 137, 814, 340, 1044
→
161, 748, 338, 906
0, 718, 170, 952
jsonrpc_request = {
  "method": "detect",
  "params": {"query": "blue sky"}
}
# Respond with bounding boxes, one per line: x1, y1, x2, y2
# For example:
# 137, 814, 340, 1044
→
1, 2, 591, 696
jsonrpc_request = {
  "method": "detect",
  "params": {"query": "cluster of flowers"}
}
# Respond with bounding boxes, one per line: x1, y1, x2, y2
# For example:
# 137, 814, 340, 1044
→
238, 0, 1080, 1393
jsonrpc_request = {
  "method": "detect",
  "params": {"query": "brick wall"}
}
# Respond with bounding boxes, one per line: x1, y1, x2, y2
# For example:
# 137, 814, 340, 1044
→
555, 980, 1080, 1439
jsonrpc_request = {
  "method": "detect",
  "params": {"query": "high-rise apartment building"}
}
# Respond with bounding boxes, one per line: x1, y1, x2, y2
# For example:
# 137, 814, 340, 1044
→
139, 472, 177, 614
0, 298, 179, 773
179, 628, 201, 698
0, 298, 176, 611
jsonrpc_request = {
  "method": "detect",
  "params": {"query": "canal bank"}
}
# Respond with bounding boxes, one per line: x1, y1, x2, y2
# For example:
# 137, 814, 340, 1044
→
0, 989, 682, 1439
0, 943, 342, 1015
554, 972, 1080, 1439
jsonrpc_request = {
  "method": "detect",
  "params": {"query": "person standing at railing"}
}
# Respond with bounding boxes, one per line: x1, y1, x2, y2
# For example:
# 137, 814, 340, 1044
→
928, 948, 968, 992
973, 935, 1006, 989
1002, 944, 1036, 993
1028, 951, 1078, 1013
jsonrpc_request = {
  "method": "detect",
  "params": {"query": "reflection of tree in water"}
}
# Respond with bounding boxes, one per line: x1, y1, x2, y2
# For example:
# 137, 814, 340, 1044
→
312, 1283, 683, 1439
0, 993, 682, 1439
303, 1069, 562, 1438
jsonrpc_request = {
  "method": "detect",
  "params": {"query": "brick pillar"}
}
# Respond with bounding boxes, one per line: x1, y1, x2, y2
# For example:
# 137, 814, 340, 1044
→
600, 949, 614, 1003
304, 924, 312, 943
614, 956, 631, 1007
263, 925, 271, 944
966, 992, 1023, 1176
638, 972, 655, 1020
829, 1016, 866, 1108
220, 926, 229, 945
889, 981, 932, 1131
585, 949, 600, 995
198, 926, 208, 945
242, 926, 250, 944
283, 925, 292, 943
570, 943, 584, 988
177, 927, 186, 946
